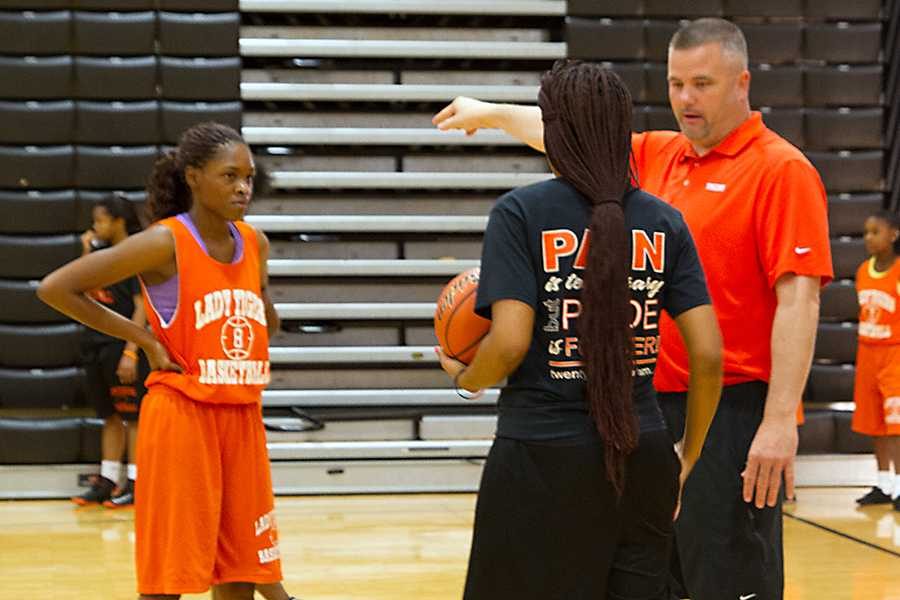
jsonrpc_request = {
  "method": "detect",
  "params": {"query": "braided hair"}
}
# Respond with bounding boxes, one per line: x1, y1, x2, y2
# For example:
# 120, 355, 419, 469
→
538, 60, 638, 495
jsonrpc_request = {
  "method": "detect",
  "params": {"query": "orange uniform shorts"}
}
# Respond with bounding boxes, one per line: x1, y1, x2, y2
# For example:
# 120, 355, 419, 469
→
852, 343, 900, 437
135, 387, 282, 595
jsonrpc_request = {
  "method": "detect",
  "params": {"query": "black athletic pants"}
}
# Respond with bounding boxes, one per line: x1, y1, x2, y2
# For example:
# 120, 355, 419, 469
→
660, 381, 784, 600
464, 430, 681, 600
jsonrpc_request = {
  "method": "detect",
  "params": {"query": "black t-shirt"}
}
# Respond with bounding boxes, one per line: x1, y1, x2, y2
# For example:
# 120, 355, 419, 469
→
476, 178, 710, 443
83, 247, 141, 346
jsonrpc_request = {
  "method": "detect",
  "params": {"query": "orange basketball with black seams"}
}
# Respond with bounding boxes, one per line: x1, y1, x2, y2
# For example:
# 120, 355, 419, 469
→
434, 267, 491, 365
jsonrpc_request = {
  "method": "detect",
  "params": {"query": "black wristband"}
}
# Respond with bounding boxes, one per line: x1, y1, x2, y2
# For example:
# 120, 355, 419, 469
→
453, 370, 483, 400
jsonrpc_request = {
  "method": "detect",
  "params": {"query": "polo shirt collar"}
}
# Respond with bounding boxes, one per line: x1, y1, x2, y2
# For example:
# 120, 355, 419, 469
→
680, 111, 765, 160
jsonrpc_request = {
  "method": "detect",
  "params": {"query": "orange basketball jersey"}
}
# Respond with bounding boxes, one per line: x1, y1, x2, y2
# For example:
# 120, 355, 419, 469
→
141, 217, 270, 404
856, 257, 900, 345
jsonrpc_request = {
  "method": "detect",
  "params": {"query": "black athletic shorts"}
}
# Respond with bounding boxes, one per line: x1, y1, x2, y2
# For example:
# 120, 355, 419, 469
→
81, 340, 149, 422
659, 381, 784, 600
464, 430, 680, 600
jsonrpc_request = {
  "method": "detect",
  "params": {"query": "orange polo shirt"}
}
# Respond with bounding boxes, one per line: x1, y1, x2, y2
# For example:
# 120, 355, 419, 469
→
632, 112, 833, 392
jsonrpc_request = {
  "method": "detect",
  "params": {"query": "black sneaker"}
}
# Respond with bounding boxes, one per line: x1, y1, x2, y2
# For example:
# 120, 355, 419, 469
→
71, 475, 115, 506
855, 486, 893, 506
893, 495, 900, 512
103, 479, 134, 509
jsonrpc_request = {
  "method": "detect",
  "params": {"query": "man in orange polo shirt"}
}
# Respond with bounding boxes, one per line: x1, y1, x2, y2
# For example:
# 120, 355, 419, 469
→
433, 19, 833, 600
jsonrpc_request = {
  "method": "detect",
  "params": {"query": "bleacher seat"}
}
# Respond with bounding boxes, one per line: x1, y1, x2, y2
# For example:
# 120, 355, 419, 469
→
643, 20, 680, 62
0, 145, 74, 189
827, 193, 884, 236
75, 101, 160, 145
565, 18, 644, 61
804, 23, 882, 65
0, 10, 71, 56
807, 151, 883, 193
160, 57, 241, 101
0, 234, 81, 279
158, 0, 239, 9
73, 11, 156, 56
75, 145, 159, 189
0, 418, 84, 464
158, 12, 240, 57
750, 65, 804, 107
567, 0, 640, 17
0, 279, 68, 324
75, 0, 155, 8
74, 56, 158, 100
272, 237, 398, 260
0, 101, 74, 145
814, 322, 858, 363
0, 367, 83, 410
161, 101, 242, 144
605, 62, 645, 103
643, 0, 722, 17
760, 108, 804, 148
642, 106, 679, 131
805, 65, 882, 106
723, 0, 805, 18
643, 63, 668, 104
0, 190, 79, 235
797, 411, 836, 454
7, 1, 70, 8
743, 22, 803, 65
0, 56, 72, 99
805, 0, 882, 20
276, 323, 401, 347
80, 418, 103, 463
723, 0, 803, 17
631, 107, 648, 132
805, 108, 883, 151
830, 236, 868, 280
834, 412, 873, 453
0, 324, 83, 368
820, 280, 858, 323
806, 364, 856, 404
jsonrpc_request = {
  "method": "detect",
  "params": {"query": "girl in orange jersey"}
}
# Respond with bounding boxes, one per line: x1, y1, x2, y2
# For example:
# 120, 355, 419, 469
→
853, 210, 900, 511
38, 123, 297, 600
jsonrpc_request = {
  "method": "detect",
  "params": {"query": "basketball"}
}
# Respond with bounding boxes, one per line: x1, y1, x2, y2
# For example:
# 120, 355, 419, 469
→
434, 267, 491, 364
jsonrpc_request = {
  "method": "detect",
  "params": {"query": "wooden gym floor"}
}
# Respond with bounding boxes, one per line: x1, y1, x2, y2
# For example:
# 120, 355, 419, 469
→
1, 488, 898, 599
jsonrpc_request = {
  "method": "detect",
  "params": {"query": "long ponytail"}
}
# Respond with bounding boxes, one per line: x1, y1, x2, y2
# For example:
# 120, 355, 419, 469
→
538, 60, 637, 495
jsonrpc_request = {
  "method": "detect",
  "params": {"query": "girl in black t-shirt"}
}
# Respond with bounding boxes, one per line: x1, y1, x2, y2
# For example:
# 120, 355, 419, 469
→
73, 194, 150, 508
437, 61, 723, 599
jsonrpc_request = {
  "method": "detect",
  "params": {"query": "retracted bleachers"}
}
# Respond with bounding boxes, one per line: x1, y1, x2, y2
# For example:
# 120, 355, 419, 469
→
234, 0, 893, 492
0, 7, 82, 418
233, 1, 562, 492
565, 1, 892, 458
0, 1, 242, 491
1, 1, 895, 496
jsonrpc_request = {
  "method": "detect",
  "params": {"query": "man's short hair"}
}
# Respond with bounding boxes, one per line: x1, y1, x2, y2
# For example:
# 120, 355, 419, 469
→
670, 18, 748, 68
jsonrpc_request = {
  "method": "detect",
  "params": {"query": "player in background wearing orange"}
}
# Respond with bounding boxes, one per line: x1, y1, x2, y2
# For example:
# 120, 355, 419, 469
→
432, 18, 833, 600
38, 122, 297, 600
853, 210, 900, 511
72, 194, 149, 509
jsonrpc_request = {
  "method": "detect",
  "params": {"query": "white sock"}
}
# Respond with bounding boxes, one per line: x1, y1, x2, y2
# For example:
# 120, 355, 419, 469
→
127, 463, 137, 481
877, 471, 893, 495
893, 474, 900, 500
101, 460, 121, 484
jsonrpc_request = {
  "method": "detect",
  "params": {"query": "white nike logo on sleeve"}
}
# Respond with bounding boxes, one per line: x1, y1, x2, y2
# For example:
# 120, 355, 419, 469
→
739, 594, 758, 600
794, 246, 812, 255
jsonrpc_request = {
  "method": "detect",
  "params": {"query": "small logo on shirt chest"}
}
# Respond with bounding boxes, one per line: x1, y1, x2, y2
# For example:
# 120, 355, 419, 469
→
705, 182, 727, 192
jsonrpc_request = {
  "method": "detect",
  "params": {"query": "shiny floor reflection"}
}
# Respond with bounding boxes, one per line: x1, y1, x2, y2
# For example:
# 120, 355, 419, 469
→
1, 489, 898, 599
